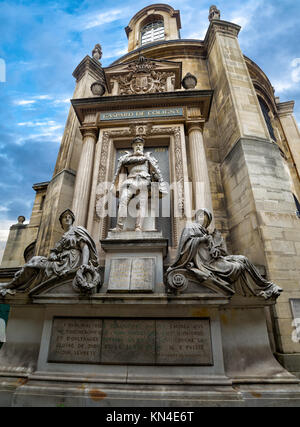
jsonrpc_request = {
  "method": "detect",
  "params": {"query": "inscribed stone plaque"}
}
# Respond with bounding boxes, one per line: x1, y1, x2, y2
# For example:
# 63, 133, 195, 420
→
131, 258, 154, 291
100, 108, 183, 121
156, 319, 213, 365
108, 258, 132, 291
101, 319, 155, 364
48, 318, 102, 364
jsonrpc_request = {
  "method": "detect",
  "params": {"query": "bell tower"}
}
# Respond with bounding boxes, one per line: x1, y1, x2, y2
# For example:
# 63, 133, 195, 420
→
125, 4, 181, 52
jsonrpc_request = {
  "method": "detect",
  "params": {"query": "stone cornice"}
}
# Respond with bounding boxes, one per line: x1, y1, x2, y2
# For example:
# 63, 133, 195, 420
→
72, 55, 105, 83
71, 90, 214, 125
204, 19, 241, 56
277, 101, 295, 117
110, 40, 207, 66
32, 181, 49, 192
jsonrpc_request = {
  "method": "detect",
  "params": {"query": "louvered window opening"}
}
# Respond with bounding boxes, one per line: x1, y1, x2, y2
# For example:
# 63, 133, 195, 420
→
141, 21, 165, 46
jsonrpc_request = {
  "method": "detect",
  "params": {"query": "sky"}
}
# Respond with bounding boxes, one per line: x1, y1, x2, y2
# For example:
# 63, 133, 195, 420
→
0, 0, 300, 262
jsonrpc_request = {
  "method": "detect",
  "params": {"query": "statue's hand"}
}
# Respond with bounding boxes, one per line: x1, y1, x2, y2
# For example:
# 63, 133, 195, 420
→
48, 253, 58, 262
210, 247, 221, 259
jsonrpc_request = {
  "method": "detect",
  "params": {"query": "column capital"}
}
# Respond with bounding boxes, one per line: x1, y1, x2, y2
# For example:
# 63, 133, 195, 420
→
79, 126, 99, 140
186, 121, 204, 134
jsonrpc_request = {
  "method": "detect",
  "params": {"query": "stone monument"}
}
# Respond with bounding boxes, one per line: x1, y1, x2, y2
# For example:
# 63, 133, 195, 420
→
1, 3, 300, 407
167, 209, 282, 299
0, 209, 102, 296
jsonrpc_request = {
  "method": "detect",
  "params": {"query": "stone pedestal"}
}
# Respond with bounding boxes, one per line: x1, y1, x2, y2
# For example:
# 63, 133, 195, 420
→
0, 294, 299, 407
101, 231, 168, 293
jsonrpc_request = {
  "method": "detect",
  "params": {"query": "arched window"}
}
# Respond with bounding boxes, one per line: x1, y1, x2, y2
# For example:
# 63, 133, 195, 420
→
141, 20, 165, 46
258, 96, 276, 141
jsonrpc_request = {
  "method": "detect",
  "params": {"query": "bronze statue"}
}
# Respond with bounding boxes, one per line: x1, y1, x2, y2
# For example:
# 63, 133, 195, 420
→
0, 209, 101, 296
167, 209, 282, 299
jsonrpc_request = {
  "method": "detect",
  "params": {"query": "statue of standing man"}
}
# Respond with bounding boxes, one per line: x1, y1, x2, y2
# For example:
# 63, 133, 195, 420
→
110, 137, 168, 232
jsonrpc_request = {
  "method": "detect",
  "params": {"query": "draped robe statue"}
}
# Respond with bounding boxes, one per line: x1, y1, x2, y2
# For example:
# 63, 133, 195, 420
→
0, 209, 101, 296
110, 136, 168, 231
167, 209, 282, 299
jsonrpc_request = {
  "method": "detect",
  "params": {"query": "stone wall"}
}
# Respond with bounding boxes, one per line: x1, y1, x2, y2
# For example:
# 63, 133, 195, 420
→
221, 138, 300, 354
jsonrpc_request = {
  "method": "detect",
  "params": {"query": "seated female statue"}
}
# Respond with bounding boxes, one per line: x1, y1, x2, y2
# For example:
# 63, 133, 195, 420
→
0, 209, 100, 296
167, 209, 282, 299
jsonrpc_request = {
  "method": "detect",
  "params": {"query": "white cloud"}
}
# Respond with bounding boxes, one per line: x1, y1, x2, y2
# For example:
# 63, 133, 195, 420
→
187, 29, 207, 40
103, 46, 128, 60
81, 9, 124, 30
291, 58, 300, 83
52, 98, 70, 105
18, 120, 57, 127
33, 95, 53, 100
14, 100, 36, 106
231, 16, 249, 28
273, 57, 300, 94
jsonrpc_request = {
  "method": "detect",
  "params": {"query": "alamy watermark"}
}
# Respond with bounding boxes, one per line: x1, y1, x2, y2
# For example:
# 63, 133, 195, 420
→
95, 180, 207, 221
0, 58, 6, 82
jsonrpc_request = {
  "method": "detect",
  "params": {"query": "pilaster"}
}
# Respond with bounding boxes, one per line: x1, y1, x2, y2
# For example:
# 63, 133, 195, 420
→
221, 138, 300, 355
277, 101, 300, 183
205, 19, 271, 161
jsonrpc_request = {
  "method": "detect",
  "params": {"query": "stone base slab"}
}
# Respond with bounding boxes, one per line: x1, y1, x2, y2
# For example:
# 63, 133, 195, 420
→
276, 353, 300, 379
1, 377, 300, 407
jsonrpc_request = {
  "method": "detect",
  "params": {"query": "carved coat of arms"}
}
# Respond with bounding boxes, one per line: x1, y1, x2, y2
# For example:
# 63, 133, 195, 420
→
110, 56, 175, 95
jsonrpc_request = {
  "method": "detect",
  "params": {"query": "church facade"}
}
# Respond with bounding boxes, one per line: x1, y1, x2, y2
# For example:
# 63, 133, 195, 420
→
1, 4, 300, 406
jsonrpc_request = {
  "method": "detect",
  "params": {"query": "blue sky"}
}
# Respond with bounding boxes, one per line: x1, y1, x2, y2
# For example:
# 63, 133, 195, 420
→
0, 0, 300, 261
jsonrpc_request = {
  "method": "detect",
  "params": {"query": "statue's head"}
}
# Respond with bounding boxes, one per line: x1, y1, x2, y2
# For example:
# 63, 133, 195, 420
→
131, 136, 145, 155
59, 209, 75, 230
195, 208, 212, 228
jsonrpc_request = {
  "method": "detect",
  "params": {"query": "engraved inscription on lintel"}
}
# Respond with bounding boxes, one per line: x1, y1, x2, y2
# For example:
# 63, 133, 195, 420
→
101, 319, 155, 364
48, 318, 102, 364
48, 317, 213, 366
156, 319, 213, 365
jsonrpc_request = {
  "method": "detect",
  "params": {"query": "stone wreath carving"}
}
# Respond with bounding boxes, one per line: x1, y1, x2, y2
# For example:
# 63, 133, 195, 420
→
0, 209, 102, 296
167, 209, 282, 300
